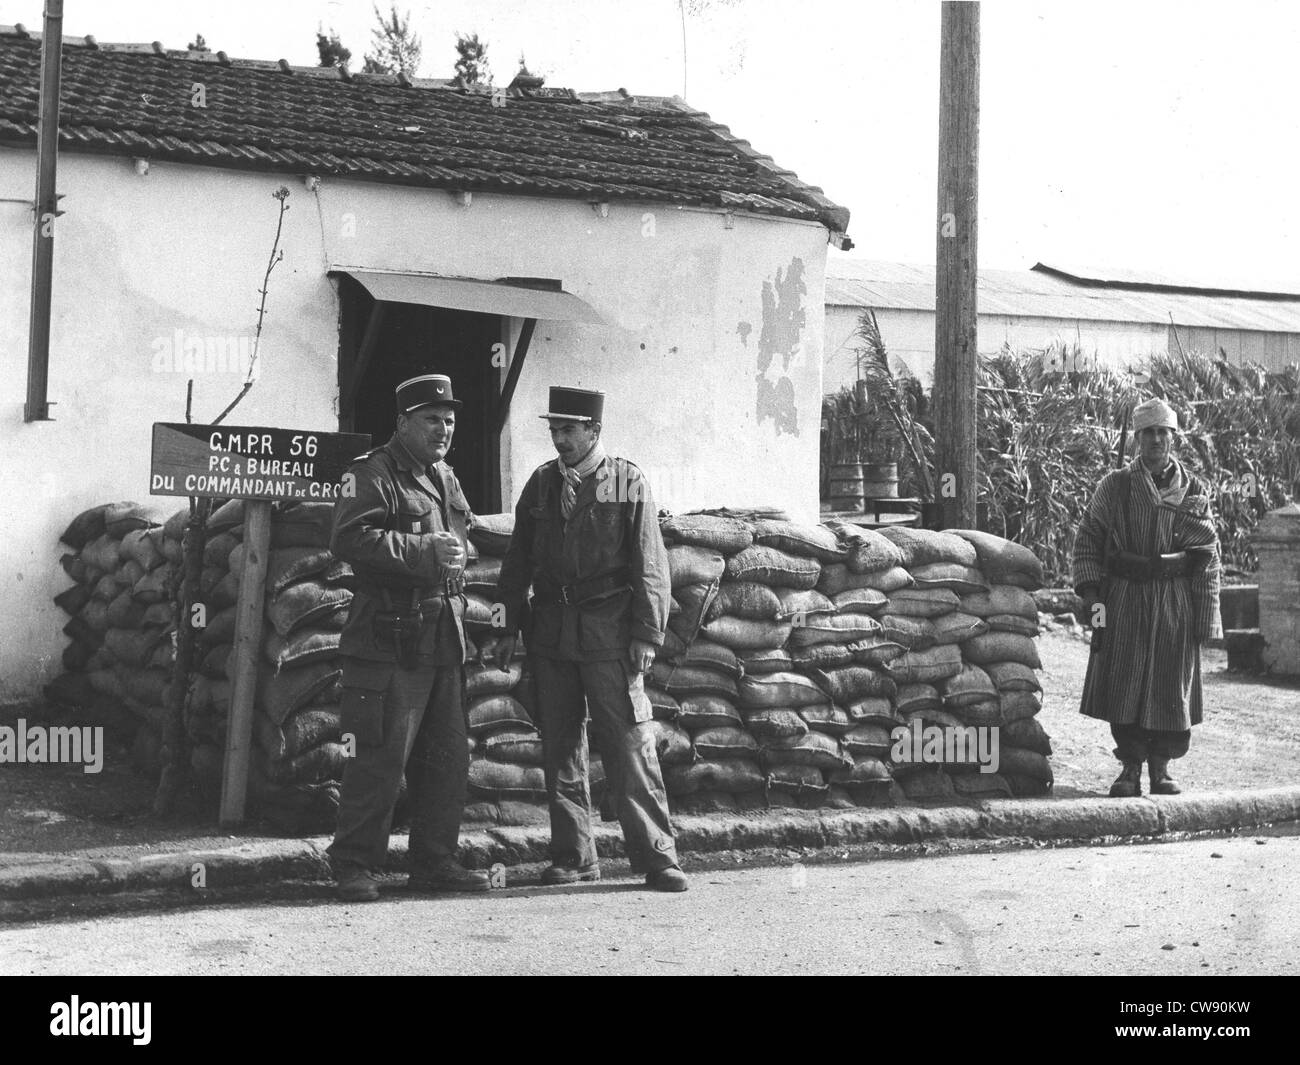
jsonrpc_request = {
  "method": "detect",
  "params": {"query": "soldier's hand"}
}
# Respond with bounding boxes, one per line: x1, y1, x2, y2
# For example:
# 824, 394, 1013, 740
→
430, 531, 465, 573
493, 634, 518, 672
628, 638, 656, 675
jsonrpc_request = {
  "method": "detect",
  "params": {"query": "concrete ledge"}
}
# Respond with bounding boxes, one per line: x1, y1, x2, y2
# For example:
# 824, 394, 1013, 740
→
4, 786, 1299, 904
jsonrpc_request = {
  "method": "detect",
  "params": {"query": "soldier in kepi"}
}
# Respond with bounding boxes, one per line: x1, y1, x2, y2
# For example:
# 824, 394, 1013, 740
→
493, 386, 687, 892
1072, 396, 1222, 799
327, 373, 489, 901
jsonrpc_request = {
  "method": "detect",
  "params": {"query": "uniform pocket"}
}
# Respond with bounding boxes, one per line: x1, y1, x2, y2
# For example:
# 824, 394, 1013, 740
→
340, 687, 386, 748
397, 502, 434, 535
577, 589, 632, 653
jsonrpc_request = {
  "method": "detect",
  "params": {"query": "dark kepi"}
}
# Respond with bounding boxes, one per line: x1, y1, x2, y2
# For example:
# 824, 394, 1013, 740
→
396, 373, 462, 412
540, 386, 604, 423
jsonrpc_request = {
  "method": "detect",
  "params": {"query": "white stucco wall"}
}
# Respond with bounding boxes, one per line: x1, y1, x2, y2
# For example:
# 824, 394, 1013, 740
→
0, 149, 828, 701
824, 304, 1169, 394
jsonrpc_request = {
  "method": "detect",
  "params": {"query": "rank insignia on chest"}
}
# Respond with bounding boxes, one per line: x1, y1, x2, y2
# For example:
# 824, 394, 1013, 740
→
411, 521, 420, 533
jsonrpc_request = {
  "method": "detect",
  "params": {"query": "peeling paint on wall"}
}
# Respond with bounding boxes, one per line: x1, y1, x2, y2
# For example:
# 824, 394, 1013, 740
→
756, 257, 806, 436
737, 320, 752, 346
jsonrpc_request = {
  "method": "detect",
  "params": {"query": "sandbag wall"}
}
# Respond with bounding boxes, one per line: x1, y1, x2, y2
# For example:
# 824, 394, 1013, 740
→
650, 518, 1053, 812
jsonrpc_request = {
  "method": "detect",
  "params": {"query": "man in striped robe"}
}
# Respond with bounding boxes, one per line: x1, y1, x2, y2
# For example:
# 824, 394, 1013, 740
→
1072, 397, 1222, 797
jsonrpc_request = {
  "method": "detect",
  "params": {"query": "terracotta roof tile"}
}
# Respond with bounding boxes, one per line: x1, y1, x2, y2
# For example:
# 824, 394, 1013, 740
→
0, 28, 849, 233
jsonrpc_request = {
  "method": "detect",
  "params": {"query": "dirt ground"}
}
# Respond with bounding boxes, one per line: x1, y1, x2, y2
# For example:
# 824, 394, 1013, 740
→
1, 630, 1297, 859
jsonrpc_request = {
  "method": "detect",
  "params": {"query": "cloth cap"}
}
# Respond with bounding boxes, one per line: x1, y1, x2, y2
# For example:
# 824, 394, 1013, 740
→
540, 386, 604, 424
1132, 397, 1178, 433
396, 374, 461, 412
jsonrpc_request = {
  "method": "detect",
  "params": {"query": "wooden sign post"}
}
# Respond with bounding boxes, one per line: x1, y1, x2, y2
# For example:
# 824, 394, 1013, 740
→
150, 422, 368, 828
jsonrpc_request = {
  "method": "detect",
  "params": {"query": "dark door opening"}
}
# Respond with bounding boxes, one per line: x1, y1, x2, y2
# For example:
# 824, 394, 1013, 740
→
339, 279, 503, 513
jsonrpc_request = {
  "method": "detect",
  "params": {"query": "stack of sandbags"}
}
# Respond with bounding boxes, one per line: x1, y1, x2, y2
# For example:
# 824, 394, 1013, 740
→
48, 501, 182, 773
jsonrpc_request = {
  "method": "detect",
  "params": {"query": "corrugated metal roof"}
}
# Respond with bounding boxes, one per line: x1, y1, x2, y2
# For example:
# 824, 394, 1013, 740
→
1034, 261, 1300, 299
825, 258, 1300, 332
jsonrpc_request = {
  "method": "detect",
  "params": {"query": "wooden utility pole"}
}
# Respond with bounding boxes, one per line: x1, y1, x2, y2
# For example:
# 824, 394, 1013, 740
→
934, 1, 980, 529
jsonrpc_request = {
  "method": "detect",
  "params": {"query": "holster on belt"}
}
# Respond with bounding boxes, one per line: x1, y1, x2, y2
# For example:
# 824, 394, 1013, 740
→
533, 568, 631, 607
374, 587, 424, 669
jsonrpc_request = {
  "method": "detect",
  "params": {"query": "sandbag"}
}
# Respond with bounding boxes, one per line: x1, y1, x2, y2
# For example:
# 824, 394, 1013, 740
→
60, 552, 88, 583
883, 588, 961, 619
899, 766, 957, 801
200, 605, 239, 648
816, 563, 886, 597
999, 746, 1053, 783
846, 634, 908, 667
264, 627, 341, 672
645, 686, 681, 721
660, 513, 754, 555
985, 662, 1043, 693
787, 613, 881, 648
665, 757, 764, 796
141, 601, 175, 626
54, 582, 93, 616
951, 772, 1014, 799
985, 613, 1040, 637
121, 528, 166, 571
206, 499, 245, 534
775, 588, 836, 619
257, 705, 342, 762
122, 668, 170, 707
211, 571, 240, 609
1002, 716, 1052, 756
132, 564, 175, 604
743, 708, 809, 741
949, 698, 1001, 727
876, 615, 937, 651
267, 741, 349, 786
842, 723, 895, 757
469, 759, 547, 800
205, 530, 242, 569
468, 694, 533, 734
765, 763, 829, 796
667, 545, 726, 588
699, 615, 791, 652
878, 527, 977, 568
855, 565, 914, 594
751, 519, 848, 563
102, 627, 162, 668
258, 661, 342, 725
829, 756, 892, 785
271, 503, 333, 549
959, 585, 1038, 620
961, 632, 1042, 669
104, 502, 155, 539
267, 581, 353, 638
884, 644, 963, 685
201, 643, 231, 678
725, 546, 821, 590
948, 529, 1045, 591
692, 725, 759, 760
482, 729, 545, 766
677, 637, 741, 679
737, 671, 827, 709
789, 643, 854, 670
895, 683, 942, 714
844, 697, 903, 727
706, 581, 782, 622
807, 665, 896, 704
468, 513, 514, 556
932, 611, 989, 645
463, 557, 503, 591
832, 587, 888, 614
999, 690, 1043, 723
739, 648, 794, 675
262, 548, 336, 596
81, 533, 122, 575
836, 527, 905, 574
647, 719, 694, 766
464, 594, 498, 628
648, 663, 739, 700
668, 580, 719, 646
466, 661, 523, 698
798, 703, 854, 736
761, 730, 851, 770
909, 562, 989, 595
1005, 773, 1051, 797
940, 663, 999, 707
61, 503, 112, 550
677, 694, 742, 731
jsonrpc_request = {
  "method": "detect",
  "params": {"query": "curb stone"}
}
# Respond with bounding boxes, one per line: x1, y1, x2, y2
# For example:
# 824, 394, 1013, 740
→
2, 786, 1298, 903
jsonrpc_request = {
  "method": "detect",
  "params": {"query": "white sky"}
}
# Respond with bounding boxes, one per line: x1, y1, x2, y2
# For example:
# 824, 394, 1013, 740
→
6, 0, 1300, 286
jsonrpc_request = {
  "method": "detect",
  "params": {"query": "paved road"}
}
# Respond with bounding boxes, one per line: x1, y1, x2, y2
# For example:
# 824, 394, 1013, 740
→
2, 834, 1295, 975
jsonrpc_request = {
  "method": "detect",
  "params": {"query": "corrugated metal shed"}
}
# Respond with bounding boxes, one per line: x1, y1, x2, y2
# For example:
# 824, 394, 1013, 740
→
826, 258, 1300, 332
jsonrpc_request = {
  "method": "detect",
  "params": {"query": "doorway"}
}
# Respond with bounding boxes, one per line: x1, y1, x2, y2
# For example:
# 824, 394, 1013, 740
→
338, 277, 504, 513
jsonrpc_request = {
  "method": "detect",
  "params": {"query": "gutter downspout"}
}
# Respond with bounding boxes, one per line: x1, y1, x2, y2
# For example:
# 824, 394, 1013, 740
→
25, 0, 64, 423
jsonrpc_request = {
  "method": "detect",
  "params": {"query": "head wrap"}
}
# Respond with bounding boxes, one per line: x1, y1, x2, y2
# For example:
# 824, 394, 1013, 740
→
1132, 397, 1178, 433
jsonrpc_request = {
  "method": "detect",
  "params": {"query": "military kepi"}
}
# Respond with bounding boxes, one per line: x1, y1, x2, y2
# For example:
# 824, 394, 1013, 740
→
541, 386, 604, 423
396, 374, 461, 412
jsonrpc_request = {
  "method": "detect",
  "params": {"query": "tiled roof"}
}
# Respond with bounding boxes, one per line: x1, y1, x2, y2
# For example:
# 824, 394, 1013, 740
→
0, 27, 849, 234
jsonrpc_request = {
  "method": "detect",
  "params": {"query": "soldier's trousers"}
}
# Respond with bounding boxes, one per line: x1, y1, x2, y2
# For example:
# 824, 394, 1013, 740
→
1111, 723, 1192, 762
532, 655, 679, 874
328, 664, 468, 873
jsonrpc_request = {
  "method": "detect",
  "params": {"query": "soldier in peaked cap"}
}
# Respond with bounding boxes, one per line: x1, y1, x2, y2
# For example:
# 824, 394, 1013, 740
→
494, 386, 687, 892
1072, 396, 1221, 799
326, 373, 490, 900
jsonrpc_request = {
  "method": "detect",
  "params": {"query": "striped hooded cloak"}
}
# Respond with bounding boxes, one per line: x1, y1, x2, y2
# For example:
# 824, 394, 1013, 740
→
1072, 456, 1222, 730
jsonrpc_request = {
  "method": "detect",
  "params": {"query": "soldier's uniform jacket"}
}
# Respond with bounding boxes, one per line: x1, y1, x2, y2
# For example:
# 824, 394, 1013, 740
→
496, 454, 670, 661
330, 434, 473, 668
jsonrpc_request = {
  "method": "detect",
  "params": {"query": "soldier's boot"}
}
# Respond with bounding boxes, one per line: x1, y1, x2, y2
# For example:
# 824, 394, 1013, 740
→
335, 865, 382, 902
408, 856, 491, 893
1108, 762, 1143, 798
1148, 757, 1182, 795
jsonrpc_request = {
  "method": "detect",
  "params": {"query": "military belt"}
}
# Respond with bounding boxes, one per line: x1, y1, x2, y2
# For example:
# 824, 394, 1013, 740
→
534, 569, 631, 607
1105, 550, 1194, 582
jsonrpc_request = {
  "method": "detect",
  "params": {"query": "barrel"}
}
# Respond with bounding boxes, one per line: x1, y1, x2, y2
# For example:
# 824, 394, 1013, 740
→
862, 462, 899, 499
828, 462, 864, 513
